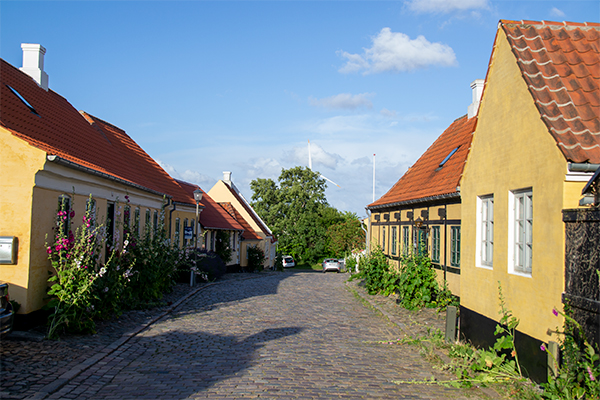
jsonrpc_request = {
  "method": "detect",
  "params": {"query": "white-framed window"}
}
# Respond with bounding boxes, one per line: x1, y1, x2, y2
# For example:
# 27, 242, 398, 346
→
476, 195, 494, 269
431, 226, 440, 263
509, 189, 533, 275
174, 218, 181, 247
391, 226, 397, 256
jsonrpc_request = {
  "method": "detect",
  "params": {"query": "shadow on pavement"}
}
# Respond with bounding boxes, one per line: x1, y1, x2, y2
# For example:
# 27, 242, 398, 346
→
101, 326, 304, 397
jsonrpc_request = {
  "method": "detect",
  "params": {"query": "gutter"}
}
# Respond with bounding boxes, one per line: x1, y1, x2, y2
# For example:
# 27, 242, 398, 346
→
568, 163, 600, 173
46, 155, 171, 199
367, 192, 460, 211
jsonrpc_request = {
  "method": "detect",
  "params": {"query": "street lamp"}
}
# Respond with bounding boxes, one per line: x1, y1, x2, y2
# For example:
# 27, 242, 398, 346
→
192, 188, 203, 287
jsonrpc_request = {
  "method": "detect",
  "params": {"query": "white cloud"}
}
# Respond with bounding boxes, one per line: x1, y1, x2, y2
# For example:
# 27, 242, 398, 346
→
338, 28, 457, 74
309, 93, 374, 110
550, 7, 566, 18
157, 160, 215, 187
380, 108, 397, 118
288, 142, 341, 170
406, 0, 489, 14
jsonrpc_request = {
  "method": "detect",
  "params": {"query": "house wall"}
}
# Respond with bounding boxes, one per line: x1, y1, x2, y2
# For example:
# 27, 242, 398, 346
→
1, 130, 167, 314
0, 130, 48, 314
208, 180, 274, 268
460, 30, 586, 346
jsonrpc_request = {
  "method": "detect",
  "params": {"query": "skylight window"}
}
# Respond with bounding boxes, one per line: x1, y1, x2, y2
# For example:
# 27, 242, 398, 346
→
6, 85, 39, 116
437, 146, 460, 170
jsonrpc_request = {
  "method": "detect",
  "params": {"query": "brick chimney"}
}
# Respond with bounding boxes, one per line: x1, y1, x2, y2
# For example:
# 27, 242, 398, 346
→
20, 43, 49, 91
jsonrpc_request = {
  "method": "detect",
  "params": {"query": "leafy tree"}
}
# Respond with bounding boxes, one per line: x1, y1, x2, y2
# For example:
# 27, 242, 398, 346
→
326, 212, 365, 257
250, 166, 330, 263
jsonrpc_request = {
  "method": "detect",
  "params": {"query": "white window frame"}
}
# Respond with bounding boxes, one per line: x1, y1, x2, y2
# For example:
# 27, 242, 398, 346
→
476, 195, 494, 269
508, 188, 533, 276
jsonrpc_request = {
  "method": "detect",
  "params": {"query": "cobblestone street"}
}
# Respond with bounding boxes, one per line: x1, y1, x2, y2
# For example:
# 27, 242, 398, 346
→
3, 272, 491, 399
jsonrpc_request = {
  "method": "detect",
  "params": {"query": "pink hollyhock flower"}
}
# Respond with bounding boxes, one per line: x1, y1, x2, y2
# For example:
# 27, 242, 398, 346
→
589, 366, 596, 381
70, 210, 75, 218
552, 308, 559, 317
540, 344, 546, 352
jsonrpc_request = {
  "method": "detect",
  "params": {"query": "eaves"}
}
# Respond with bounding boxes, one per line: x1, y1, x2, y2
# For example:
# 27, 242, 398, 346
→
367, 192, 461, 211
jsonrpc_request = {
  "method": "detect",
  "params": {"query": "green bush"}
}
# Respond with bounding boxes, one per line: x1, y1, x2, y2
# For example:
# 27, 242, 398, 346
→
246, 245, 265, 273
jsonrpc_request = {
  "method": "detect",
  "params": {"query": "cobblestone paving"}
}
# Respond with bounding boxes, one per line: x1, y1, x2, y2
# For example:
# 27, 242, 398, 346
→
37, 271, 488, 400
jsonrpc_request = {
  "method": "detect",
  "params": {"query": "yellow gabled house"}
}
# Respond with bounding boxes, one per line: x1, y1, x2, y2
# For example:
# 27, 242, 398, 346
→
208, 172, 277, 269
0, 45, 204, 325
460, 20, 599, 381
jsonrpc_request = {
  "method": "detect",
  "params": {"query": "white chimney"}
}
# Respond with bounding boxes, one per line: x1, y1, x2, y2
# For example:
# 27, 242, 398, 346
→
223, 171, 232, 185
467, 79, 484, 119
20, 43, 49, 91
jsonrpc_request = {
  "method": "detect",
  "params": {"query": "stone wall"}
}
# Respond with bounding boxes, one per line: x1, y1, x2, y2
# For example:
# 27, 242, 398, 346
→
562, 208, 600, 349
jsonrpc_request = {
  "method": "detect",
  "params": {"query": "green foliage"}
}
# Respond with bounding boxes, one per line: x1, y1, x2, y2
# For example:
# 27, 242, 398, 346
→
215, 230, 232, 265
274, 254, 284, 271
350, 247, 398, 296
396, 252, 439, 310
45, 195, 184, 338
541, 303, 600, 399
250, 166, 336, 264
45, 196, 105, 338
123, 201, 179, 308
326, 213, 365, 258
246, 245, 265, 272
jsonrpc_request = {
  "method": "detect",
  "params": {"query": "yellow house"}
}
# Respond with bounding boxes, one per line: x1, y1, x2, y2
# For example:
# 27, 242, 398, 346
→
366, 81, 481, 296
208, 172, 277, 269
460, 20, 600, 382
175, 180, 244, 268
0, 45, 203, 325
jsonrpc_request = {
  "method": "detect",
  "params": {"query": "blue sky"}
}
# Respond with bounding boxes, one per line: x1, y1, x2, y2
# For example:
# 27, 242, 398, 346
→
2, 1, 598, 217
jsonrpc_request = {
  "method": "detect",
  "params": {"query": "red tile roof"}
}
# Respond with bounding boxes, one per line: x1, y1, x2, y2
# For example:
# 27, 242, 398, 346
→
500, 20, 600, 163
0, 58, 194, 204
218, 202, 262, 240
176, 180, 244, 231
221, 182, 276, 242
368, 115, 477, 209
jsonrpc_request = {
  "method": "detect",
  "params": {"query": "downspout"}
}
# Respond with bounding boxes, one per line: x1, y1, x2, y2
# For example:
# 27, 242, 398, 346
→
364, 208, 371, 255
443, 204, 448, 282
168, 201, 177, 241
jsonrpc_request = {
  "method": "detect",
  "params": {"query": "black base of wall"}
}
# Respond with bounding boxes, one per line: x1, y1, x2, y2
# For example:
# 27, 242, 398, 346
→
460, 306, 548, 383
13, 309, 50, 332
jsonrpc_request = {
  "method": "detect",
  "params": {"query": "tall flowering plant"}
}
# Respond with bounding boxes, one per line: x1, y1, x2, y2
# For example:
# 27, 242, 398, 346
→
45, 197, 104, 338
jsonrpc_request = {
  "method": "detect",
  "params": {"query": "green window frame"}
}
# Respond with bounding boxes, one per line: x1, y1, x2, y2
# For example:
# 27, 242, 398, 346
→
402, 226, 410, 255
451, 226, 461, 267
432, 226, 440, 263
391, 226, 397, 256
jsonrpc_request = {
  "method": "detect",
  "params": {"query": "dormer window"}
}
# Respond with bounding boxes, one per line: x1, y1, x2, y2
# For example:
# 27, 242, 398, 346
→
6, 85, 39, 116
437, 146, 460, 170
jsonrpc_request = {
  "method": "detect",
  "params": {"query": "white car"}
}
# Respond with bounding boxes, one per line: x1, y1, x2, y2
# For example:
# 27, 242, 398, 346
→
282, 256, 295, 268
322, 258, 341, 273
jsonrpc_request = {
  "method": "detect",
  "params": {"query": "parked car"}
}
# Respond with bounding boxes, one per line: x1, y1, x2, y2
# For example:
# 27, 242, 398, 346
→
282, 256, 295, 268
322, 258, 341, 273
0, 283, 14, 338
